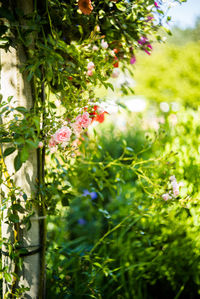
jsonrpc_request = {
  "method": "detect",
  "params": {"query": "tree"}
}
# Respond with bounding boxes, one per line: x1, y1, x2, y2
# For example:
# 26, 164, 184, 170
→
134, 42, 200, 108
0, 0, 186, 297
168, 16, 200, 45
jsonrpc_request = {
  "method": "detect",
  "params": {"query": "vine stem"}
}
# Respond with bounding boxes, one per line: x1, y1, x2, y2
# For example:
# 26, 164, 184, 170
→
89, 214, 141, 256
38, 77, 47, 298
0, 146, 20, 298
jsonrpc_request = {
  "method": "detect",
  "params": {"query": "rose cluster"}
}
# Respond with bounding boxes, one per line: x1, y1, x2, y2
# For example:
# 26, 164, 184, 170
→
44, 106, 107, 151
48, 112, 91, 149
162, 175, 184, 201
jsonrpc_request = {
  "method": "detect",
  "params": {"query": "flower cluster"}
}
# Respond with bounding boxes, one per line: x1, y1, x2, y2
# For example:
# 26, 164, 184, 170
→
49, 126, 72, 148
47, 107, 107, 151
87, 61, 95, 76
83, 189, 98, 200
162, 175, 184, 201
71, 112, 91, 136
86, 35, 140, 81
138, 37, 152, 55
86, 105, 108, 123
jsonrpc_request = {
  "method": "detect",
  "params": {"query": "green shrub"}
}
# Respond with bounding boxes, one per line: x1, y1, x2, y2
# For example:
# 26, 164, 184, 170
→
46, 107, 200, 298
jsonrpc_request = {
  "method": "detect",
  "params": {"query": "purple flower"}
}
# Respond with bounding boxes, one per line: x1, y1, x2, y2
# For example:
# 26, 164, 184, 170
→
144, 49, 151, 55
78, 218, 86, 225
90, 191, 98, 200
147, 16, 154, 21
138, 36, 148, 45
154, 1, 159, 8
83, 189, 91, 197
138, 36, 152, 55
83, 189, 98, 200
130, 56, 136, 65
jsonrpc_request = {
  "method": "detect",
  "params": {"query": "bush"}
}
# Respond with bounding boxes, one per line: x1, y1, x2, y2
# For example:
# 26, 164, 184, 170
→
45, 107, 200, 298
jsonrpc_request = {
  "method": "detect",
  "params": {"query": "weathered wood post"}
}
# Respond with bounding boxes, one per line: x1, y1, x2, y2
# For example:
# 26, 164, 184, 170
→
0, 0, 45, 297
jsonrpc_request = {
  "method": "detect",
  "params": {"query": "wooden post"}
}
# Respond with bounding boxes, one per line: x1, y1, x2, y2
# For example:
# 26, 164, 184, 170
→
0, 0, 45, 297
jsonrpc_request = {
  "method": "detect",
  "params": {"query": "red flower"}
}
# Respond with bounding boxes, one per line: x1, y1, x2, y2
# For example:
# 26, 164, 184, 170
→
113, 61, 119, 68
113, 48, 119, 54
113, 55, 119, 68
89, 105, 108, 123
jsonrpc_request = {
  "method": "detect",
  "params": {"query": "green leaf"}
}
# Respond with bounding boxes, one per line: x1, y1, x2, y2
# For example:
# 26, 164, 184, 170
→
11, 204, 25, 213
4, 272, 12, 283
0, 25, 8, 36
23, 193, 27, 201
61, 194, 74, 206
116, 3, 126, 12
33, 116, 40, 132
20, 146, 29, 163
0, 7, 15, 21
15, 107, 27, 114
93, 262, 102, 268
0, 138, 12, 143
49, 102, 57, 109
8, 244, 12, 256
25, 139, 38, 148
27, 71, 33, 82
14, 153, 22, 172
126, 147, 134, 153
8, 213, 20, 223
61, 197, 69, 206
3, 147, 16, 157
7, 96, 13, 103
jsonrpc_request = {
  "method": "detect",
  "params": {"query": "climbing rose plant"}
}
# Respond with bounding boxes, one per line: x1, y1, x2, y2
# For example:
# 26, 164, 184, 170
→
0, 0, 187, 297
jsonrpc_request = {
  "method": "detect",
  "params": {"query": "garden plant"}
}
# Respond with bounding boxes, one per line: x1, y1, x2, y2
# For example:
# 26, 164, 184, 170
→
0, 0, 194, 298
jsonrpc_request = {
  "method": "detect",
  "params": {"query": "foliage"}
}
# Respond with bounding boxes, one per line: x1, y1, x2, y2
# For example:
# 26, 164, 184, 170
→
134, 41, 200, 108
168, 16, 200, 45
45, 106, 200, 298
0, 0, 190, 297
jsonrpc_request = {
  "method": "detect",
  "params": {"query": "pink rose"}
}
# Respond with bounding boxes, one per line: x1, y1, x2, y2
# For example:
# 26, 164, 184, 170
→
71, 112, 91, 135
173, 188, 179, 197
92, 45, 98, 51
49, 137, 56, 148
87, 70, 93, 76
171, 180, 179, 197
111, 68, 120, 78
170, 175, 176, 182
38, 141, 44, 148
53, 126, 72, 144
169, 114, 178, 126
71, 122, 83, 135
87, 61, 95, 70
162, 193, 170, 201
75, 112, 91, 129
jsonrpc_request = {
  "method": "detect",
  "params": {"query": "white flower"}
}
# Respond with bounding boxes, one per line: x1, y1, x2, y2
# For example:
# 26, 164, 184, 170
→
111, 68, 120, 78
162, 193, 171, 201
87, 61, 95, 70
101, 39, 108, 49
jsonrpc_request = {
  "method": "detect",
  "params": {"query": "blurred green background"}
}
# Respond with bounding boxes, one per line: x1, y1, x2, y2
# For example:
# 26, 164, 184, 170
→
45, 15, 200, 299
